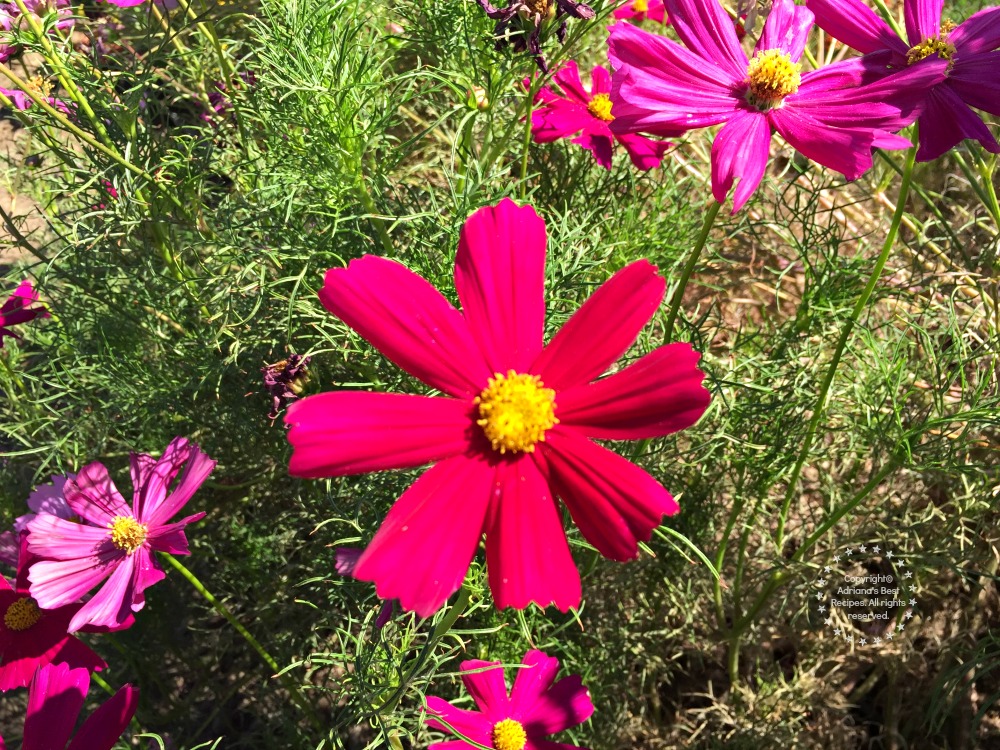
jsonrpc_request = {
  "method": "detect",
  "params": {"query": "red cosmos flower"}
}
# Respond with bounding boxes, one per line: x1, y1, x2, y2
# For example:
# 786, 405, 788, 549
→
613, 0, 667, 25
0, 280, 48, 347
530, 61, 674, 171
0, 662, 138, 750
0, 537, 106, 691
424, 649, 593, 750
286, 199, 711, 617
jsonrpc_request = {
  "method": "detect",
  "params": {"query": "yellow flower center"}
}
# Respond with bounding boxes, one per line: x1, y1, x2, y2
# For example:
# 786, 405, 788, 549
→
475, 370, 557, 454
906, 35, 957, 66
26, 75, 53, 99
4, 596, 42, 631
109, 515, 148, 554
631, 0, 648, 12
491, 719, 527, 750
587, 93, 614, 122
745, 49, 801, 109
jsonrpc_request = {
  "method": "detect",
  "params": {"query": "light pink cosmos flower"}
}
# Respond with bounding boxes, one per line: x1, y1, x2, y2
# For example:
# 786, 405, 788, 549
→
286, 199, 711, 617
26, 437, 215, 632
425, 649, 593, 750
530, 61, 674, 171
608, 0, 948, 211
0, 279, 48, 347
0, 662, 138, 750
807, 0, 1000, 162
14, 474, 76, 535
613, 0, 666, 25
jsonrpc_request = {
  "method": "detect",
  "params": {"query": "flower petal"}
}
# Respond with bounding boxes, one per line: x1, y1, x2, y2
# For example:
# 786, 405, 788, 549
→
485, 456, 580, 612
425, 696, 493, 742
518, 670, 593, 735
608, 21, 741, 133
460, 660, 512, 722
615, 132, 671, 171
66, 555, 137, 632
949, 53, 1000, 117
352, 454, 494, 617
556, 343, 710, 440
23, 663, 87, 750
949, 7, 1000, 55
572, 129, 615, 169
455, 199, 547, 373
319, 256, 491, 398
531, 102, 596, 143
664, 0, 748, 79
552, 60, 590, 104
142, 441, 215, 528
532, 260, 665, 391
711, 109, 771, 212
66, 684, 139, 750
589, 65, 611, 96
286, 392, 473, 477
904, 0, 942, 46
64, 462, 130, 527
805, 0, 906, 54
541, 429, 677, 561
757, 0, 815, 61
916, 84, 1000, 161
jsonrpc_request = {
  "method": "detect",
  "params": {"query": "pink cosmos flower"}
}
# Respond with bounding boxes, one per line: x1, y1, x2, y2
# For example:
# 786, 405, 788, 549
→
26, 437, 215, 632
807, 0, 1000, 162
0, 536, 106, 691
424, 649, 593, 750
613, 0, 666, 25
286, 199, 711, 617
14, 474, 76, 535
0, 533, 16, 568
0, 280, 48, 347
0, 84, 73, 115
530, 61, 674, 171
608, 0, 948, 211
0, 662, 138, 750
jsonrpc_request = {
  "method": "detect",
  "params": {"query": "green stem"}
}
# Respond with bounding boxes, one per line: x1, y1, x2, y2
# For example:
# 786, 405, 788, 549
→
161, 554, 322, 732
172, 0, 235, 81
870, 0, 906, 39
664, 200, 722, 341
774, 140, 918, 551
519, 80, 536, 199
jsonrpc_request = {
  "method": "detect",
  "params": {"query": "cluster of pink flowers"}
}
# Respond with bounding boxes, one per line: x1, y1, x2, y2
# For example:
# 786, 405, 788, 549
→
0, 437, 214, 745
525, 0, 1000, 207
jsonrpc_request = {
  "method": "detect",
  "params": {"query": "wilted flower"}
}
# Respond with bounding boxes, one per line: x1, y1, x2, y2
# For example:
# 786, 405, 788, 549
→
475, 0, 594, 70
286, 199, 711, 617
262, 353, 311, 420
0, 279, 48, 347
27, 437, 215, 632
0, 662, 138, 750
425, 649, 593, 750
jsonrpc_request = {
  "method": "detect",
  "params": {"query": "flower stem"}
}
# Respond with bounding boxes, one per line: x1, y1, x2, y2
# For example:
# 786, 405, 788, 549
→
519, 80, 536, 200
664, 200, 722, 341
774, 141, 918, 551
161, 554, 322, 732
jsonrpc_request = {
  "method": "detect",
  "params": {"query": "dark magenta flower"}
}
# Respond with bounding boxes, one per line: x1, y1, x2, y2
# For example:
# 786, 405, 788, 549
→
807, 0, 1000, 161
262, 353, 311, 420
0, 280, 48, 347
27, 437, 214, 632
530, 61, 673, 170
425, 649, 593, 750
475, 0, 595, 70
0, 662, 138, 750
608, 0, 947, 211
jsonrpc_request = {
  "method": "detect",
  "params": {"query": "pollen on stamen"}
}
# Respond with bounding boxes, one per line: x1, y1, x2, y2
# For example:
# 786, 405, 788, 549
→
631, 0, 648, 12
745, 49, 801, 110
109, 515, 149, 554
587, 93, 614, 122
491, 718, 528, 750
3, 596, 42, 631
475, 370, 558, 455
906, 36, 956, 66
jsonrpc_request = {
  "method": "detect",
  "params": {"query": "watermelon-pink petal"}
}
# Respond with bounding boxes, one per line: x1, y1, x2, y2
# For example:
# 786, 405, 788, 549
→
286, 391, 472, 477
67, 556, 137, 632
142, 442, 215, 527
556, 343, 710, 440
521, 676, 593, 735
486, 456, 580, 612
949, 53, 1000, 117
710, 109, 771, 211
352, 454, 494, 617
455, 199, 547, 373
542, 429, 677, 561
64, 463, 130, 527
531, 259, 665, 391
319, 256, 491, 398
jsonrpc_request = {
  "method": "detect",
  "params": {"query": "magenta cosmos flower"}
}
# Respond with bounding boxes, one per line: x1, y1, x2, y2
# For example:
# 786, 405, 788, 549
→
0, 536, 105, 691
26, 437, 215, 632
613, 0, 666, 25
0, 279, 47, 347
530, 61, 674, 170
608, 0, 948, 211
0, 662, 137, 750
807, 0, 1000, 161
286, 199, 711, 617
425, 649, 593, 750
